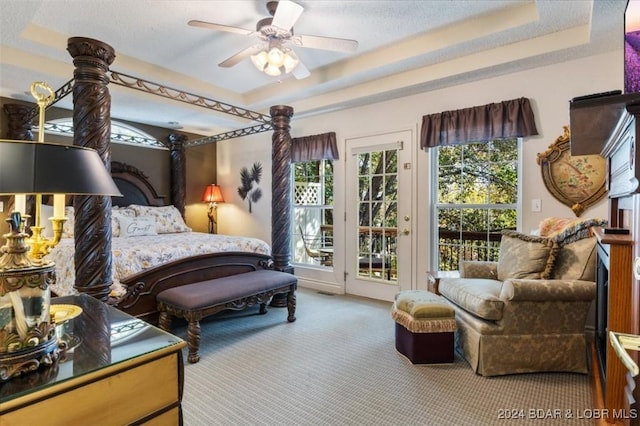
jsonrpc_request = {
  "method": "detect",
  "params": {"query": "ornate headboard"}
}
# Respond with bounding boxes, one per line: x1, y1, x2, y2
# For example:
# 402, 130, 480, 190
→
111, 161, 165, 207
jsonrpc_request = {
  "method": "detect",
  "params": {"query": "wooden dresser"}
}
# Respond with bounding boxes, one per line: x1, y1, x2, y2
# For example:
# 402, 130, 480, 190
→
0, 294, 186, 425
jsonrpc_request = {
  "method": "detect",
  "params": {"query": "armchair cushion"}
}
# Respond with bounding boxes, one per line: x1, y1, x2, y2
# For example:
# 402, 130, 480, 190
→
497, 230, 557, 281
438, 278, 504, 321
499, 278, 596, 302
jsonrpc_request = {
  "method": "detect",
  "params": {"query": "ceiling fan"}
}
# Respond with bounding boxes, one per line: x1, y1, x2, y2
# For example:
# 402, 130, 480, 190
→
188, 0, 358, 79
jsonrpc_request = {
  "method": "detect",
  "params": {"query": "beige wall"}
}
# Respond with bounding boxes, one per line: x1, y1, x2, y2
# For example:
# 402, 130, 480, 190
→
217, 49, 621, 292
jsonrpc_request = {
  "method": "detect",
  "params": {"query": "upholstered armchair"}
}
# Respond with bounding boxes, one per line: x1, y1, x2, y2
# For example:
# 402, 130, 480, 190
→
438, 218, 605, 377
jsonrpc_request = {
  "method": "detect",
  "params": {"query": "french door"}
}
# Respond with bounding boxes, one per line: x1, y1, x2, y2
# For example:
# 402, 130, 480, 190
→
344, 130, 413, 301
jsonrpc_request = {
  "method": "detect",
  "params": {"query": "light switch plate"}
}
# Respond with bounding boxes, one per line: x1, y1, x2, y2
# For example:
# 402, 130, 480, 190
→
531, 199, 541, 212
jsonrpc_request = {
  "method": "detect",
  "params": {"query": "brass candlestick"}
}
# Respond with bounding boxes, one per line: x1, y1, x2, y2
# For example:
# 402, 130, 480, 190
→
26, 83, 68, 261
27, 216, 67, 261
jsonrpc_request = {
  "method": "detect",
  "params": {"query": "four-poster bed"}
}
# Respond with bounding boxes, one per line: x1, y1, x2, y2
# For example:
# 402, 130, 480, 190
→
3, 36, 295, 322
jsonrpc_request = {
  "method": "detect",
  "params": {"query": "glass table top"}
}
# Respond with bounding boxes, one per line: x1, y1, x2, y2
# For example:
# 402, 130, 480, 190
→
0, 293, 184, 402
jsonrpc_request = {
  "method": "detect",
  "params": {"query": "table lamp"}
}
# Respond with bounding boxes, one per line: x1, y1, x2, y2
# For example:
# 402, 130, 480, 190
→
201, 184, 224, 234
0, 82, 121, 381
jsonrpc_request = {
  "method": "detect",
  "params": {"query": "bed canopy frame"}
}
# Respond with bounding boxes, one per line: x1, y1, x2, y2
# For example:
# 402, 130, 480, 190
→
3, 37, 294, 305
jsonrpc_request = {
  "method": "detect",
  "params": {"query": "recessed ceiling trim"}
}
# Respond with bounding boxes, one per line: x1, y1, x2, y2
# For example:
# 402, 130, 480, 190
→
244, 1, 541, 106
286, 24, 592, 118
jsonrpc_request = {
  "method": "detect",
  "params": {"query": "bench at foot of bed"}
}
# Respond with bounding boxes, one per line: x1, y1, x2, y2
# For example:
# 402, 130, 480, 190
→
156, 269, 297, 363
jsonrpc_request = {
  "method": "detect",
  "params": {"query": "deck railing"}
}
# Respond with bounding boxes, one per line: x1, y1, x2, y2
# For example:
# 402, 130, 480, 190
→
437, 228, 509, 271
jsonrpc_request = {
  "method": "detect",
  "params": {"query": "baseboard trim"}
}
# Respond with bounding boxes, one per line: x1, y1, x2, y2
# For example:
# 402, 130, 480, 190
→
297, 277, 344, 295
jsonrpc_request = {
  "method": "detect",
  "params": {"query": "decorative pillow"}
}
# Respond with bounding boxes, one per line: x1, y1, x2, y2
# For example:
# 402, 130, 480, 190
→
539, 217, 607, 246
497, 230, 557, 281
128, 205, 191, 234
111, 207, 137, 237
552, 237, 597, 281
539, 217, 578, 237
119, 216, 157, 238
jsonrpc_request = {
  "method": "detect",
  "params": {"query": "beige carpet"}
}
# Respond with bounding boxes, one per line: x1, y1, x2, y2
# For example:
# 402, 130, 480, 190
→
179, 288, 593, 425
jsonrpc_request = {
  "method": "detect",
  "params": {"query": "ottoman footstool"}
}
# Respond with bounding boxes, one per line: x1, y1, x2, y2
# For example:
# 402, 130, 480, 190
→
391, 290, 457, 364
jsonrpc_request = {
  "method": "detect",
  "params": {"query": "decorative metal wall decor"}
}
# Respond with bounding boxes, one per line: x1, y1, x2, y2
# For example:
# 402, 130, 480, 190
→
237, 162, 263, 213
536, 126, 607, 217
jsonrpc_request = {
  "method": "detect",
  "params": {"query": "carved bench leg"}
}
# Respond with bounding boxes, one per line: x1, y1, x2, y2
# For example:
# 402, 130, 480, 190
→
287, 289, 296, 322
186, 319, 201, 364
158, 311, 172, 331
259, 303, 267, 315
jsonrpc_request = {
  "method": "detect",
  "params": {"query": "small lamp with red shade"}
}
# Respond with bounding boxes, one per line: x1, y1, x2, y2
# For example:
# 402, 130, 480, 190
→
201, 184, 224, 234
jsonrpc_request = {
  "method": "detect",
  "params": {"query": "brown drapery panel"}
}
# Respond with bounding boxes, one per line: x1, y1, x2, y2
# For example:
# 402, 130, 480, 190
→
291, 131, 339, 162
420, 97, 538, 149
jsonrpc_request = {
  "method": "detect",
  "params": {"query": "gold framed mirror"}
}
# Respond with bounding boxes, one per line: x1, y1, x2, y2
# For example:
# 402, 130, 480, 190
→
536, 126, 607, 217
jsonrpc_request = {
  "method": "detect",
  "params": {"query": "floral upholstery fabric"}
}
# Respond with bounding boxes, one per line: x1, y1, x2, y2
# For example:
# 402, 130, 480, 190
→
128, 204, 192, 234
440, 276, 595, 376
460, 261, 497, 279
497, 231, 557, 281
60, 206, 141, 238
552, 237, 597, 281
539, 217, 607, 245
438, 224, 598, 376
111, 207, 137, 237
48, 232, 271, 296
62, 206, 74, 239
438, 278, 504, 321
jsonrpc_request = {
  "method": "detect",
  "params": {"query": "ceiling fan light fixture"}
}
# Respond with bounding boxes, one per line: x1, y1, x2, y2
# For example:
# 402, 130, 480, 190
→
264, 63, 282, 77
250, 50, 269, 71
283, 51, 299, 74
267, 47, 285, 67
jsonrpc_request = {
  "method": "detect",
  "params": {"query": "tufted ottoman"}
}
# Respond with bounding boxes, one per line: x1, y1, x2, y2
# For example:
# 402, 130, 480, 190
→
391, 290, 457, 364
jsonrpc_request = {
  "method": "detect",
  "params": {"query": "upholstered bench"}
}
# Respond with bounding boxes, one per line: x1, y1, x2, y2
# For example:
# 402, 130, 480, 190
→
157, 269, 297, 363
391, 290, 457, 364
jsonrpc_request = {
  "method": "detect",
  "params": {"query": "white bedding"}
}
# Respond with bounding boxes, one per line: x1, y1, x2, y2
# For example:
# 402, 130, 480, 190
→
48, 232, 271, 296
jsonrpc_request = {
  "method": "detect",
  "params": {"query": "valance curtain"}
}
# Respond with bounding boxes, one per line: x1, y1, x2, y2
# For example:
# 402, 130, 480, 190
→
420, 97, 538, 149
291, 132, 339, 163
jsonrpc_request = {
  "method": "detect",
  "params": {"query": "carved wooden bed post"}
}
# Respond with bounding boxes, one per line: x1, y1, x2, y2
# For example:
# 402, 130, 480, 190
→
169, 133, 187, 218
269, 105, 294, 307
67, 37, 116, 301
3, 104, 34, 140
3, 104, 35, 213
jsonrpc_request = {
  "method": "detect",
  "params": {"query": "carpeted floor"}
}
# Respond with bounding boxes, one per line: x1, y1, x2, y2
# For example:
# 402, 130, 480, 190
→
178, 288, 594, 425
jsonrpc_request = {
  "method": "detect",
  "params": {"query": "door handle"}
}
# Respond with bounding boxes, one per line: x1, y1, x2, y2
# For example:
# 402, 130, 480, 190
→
402, 228, 410, 235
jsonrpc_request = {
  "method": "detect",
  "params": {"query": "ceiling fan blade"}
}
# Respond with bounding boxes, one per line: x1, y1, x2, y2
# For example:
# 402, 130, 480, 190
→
219, 45, 265, 68
292, 61, 310, 80
188, 20, 253, 36
294, 34, 358, 52
271, 0, 304, 32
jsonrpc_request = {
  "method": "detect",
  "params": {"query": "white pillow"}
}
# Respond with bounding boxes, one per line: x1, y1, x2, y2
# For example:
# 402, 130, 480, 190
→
128, 205, 191, 234
111, 207, 137, 237
119, 216, 157, 238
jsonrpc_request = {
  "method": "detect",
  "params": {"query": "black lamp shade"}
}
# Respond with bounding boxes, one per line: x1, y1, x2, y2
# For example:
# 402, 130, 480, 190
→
0, 140, 122, 196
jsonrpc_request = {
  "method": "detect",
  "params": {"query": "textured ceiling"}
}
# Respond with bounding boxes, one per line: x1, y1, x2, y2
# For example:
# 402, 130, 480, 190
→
0, 0, 626, 136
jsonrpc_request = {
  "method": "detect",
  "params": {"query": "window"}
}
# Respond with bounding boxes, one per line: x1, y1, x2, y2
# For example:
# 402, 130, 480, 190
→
42, 119, 166, 149
432, 139, 520, 271
292, 160, 334, 267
